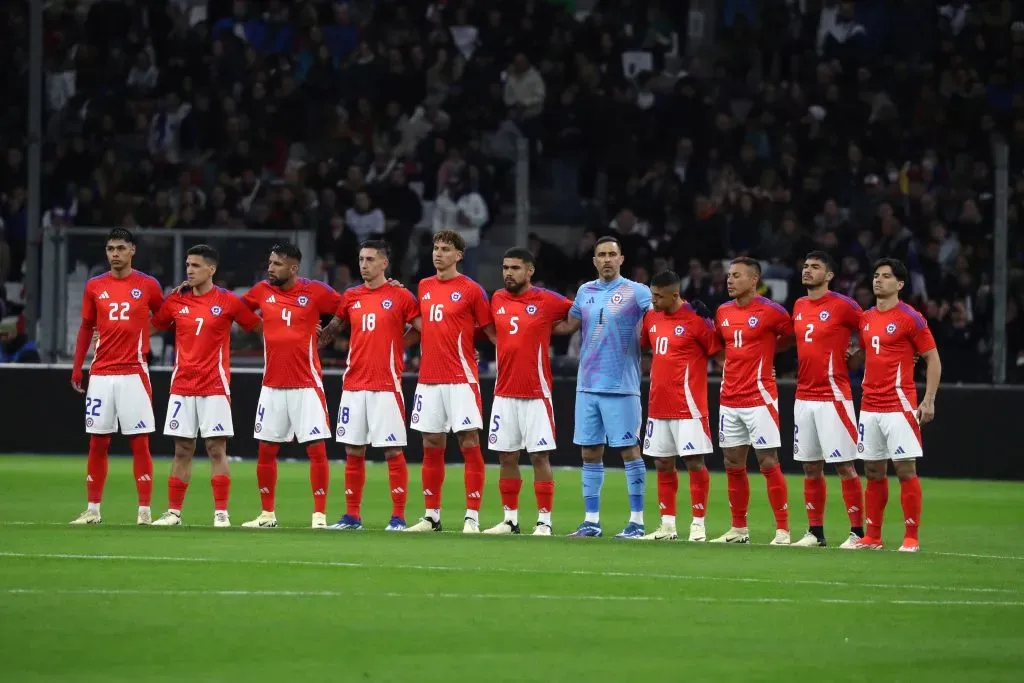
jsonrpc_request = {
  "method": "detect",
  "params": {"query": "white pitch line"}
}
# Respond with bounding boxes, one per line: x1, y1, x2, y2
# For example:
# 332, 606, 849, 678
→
2, 587, 1021, 608
0, 551, 1017, 596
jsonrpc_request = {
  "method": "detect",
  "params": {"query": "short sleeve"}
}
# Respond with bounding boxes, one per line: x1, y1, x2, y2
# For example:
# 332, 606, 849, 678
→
546, 291, 573, 323
569, 290, 583, 320
695, 316, 722, 355
150, 297, 175, 330
636, 284, 653, 312
639, 312, 652, 349
403, 289, 419, 324
335, 290, 350, 322
472, 285, 492, 327
232, 295, 261, 331
242, 284, 261, 311
316, 283, 343, 314
772, 304, 794, 337
81, 283, 97, 324
147, 278, 165, 313
911, 321, 937, 354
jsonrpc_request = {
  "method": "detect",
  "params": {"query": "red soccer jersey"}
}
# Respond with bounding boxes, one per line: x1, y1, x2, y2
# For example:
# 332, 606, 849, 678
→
151, 287, 261, 396
417, 274, 492, 384
716, 295, 793, 408
860, 302, 937, 413
641, 303, 722, 419
82, 271, 164, 375
337, 283, 419, 392
243, 278, 342, 389
793, 291, 862, 401
491, 287, 572, 399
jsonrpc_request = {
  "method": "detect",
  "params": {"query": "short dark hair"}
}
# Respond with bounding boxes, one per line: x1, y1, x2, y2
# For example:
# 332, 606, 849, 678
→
270, 242, 302, 262
730, 256, 761, 276
650, 270, 681, 289
804, 250, 834, 272
107, 228, 135, 245
187, 244, 219, 264
433, 230, 466, 252
873, 257, 908, 283
503, 247, 534, 265
359, 239, 390, 257
594, 235, 622, 253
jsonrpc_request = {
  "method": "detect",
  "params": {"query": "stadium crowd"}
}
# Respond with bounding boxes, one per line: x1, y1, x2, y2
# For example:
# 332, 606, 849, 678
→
1, 0, 1023, 382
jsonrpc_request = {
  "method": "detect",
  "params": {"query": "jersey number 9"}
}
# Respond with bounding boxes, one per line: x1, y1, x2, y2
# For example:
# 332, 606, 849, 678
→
870, 335, 880, 355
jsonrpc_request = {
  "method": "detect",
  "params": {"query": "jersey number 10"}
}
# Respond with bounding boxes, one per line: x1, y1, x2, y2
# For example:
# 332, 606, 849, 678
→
654, 336, 669, 355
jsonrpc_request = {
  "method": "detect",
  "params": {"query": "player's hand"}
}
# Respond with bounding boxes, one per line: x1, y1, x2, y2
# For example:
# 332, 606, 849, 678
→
92, 330, 100, 346
386, 278, 404, 288
71, 371, 85, 394
917, 398, 935, 425
474, 350, 481, 364
691, 299, 713, 321
170, 280, 189, 295
316, 323, 323, 338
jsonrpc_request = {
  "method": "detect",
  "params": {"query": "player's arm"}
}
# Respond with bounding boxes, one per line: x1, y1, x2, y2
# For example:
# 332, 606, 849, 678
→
403, 320, 422, 348
149, 298, 175, 335
241, 285, 262, 312
557, 291, 585, 335
772, 305, 795, 353
147, 277, 165, 315
912, 320, 941, 424
471, 284, 496, 343
232, 295, 263, 334
71, 288, 98, 393
319, 292, 349, 348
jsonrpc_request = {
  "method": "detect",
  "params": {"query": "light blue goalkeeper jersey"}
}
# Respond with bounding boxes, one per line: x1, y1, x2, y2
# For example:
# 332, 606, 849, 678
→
569, 276, 652, 395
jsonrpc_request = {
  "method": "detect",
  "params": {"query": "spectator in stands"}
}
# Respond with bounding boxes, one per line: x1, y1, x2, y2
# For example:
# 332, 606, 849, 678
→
344, 190, 385, 242
432, 174, 488, 279
503, 53, 546, 137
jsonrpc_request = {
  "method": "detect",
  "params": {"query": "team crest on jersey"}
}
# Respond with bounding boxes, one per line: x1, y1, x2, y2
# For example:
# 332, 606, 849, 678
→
886, 322, 897, 334
382, 299, 393, 310
674, 325, 685, 336
450, 291, 462, 302
857, 442, 865, 453
86, 417, 94, 428
297, 295, 310, 307
526, 304, 538, 315
747, 316, 759, 328
169, 420, 180, 430
488, 433, 498, 444
819, 310, 830, 322
611, 292, 624, 304
210, 305, 223, 316
338, 426, 346, 437
130, 288, 142, 300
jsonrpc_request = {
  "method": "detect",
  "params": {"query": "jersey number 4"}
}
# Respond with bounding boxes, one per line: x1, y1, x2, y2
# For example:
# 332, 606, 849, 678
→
281, 309, 292, 327
108, 302, 129, 320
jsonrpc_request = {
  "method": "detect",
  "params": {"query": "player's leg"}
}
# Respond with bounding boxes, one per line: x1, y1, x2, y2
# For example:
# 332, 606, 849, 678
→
373, 388, 410, 531
116, 373, 157, 525
822, 398, 865, 548
792, 400, 826, 546
518, 396, 557, 535
570, 391, 606, 537
154, 395, 198, 526
641, 418, 679, 541
679, 416, 714, 542
293, 387, 332, 528
335, 390, 371, 530
483, 451, 522, 534
407, 384, 448, 532
71, 376, 116, 524
450, 384, 486, 533
603, 394, 646, 538
748, 404, 790, 544
484, 396, 525, 534
529, 451, 554, 535
711, 407, 753, 543
847, 412, 888, 549
243, 387, 290, 528
197, 395, 233, 527
383, 447, 409, 530
890, 411, 924, 552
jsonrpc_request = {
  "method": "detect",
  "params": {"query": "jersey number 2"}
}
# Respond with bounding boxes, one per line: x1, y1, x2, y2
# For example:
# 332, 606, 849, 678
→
108, 302, 129, 320
804, 324, 814, 342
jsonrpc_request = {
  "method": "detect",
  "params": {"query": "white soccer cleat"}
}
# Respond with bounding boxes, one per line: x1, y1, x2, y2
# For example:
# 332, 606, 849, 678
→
898, 539, 921, 553
151, 511, 182, 526
311, 512, 327, 529
463, 517, 480, 534
404, 517, 442, 532
792, 531, 824, 547
137, 508, 152, 526
241, 511, 279, 528
532, 523, 552, 536
213, 511, 231, 528
688, 522, 707, 542
838, 532, 862, 549
483, 520, 520, 535
770, 529, 791, 545
709, 527, 749, 544
641, 523, 678, 541
69, 509, 102, 525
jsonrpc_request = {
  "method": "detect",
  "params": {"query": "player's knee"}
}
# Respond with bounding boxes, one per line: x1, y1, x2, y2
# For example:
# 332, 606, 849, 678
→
346, 446, 367, 459
682, 455, 705, 471
581, 446, 603, 463
721, 447, 746, 468
893, 460, 917, 481
422, 433, 446, 449
835, 462, 858, 479
204, 438, 227, 460
755, 449, 779, 468
173, 439, 197, 460
620, 444, 642, 462
497, 452, 520, 467
802, 462, 824, 479
383, 448, 402, 459
864, 462, 887, 480
653, 457, 675, 473
457, 430, 479, 448
528, 452, 550, 466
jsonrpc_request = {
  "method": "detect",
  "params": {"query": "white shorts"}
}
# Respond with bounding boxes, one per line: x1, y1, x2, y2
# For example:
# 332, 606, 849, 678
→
84, 373, 155, 435
487, 396, 556, 453
718, 404, 781, 449
643, 417, 714, 457
792, 399, 858, 463
337, 389, 407, 448
409, 383, 483, 434
858, 411, 923, 461
254, 386, 331, 444
164, 394, 234, 439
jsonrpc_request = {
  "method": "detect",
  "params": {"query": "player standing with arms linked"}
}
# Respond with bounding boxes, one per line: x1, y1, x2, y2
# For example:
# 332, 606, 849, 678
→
711, 257, 794, 545
149, 245, 262, 527
558, 236, 652, 538
790, 251, 866, 548
849, 258, 941, 552
406, 230, 496, 533
241, 243, 342, 529
482, 248, 572, 535
639, 270, 720, 542
70, 228, 164, 525
318, 240, 419, 531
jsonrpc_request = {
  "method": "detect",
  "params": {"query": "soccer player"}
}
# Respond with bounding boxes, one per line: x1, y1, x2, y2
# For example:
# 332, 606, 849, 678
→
149, 245, 262, 527
319, 240, 419, 531
557, 236, 652, 538
711, 256, 794, 545
69, 228, 164, 525
639, 270, 720, 542
482, 248, 572, 536
241, 242, 342, 529
406, 230, 496, 533
791, 251, 865, 548
849, 258, 941, 552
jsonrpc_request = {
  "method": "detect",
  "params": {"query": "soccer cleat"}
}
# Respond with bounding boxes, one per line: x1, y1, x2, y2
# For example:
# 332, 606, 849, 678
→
384, 516, 407, 531
311, 512, 328, 529
898, 538, 921, 553
845, 536, 884, 550
838, 532, 862, 549
463, 517, 480, 534
241, 511, 279, 528
532, 523, 553, 536
69, 509, 102, 525
688, 522, 707, 542
615, 522, 646, 539
405, 517, 442, 532
213, 511, 231, 528
769, 529, 791, 545
483, 520, 521, 535
568, 521, 603, 537
641, 524, 678, 541
329, 514, 363, 530
151, 511, 182, 526
137, 509, 152, 526
792, 531, 826, 547
709, 527, 750, 544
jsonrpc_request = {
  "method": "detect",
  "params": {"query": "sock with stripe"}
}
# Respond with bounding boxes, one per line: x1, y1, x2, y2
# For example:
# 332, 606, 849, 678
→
840, 475, 864, 536
86, 434, 111, 508
211, 474, 230, 512
499, 477, 522, 524
900, 476, 922, 541
256, 442, 280, 512
344, 454, 366, 519
306, 441, 329, 514
804, 476, 826, 539
657, 469, 678, 526
168, 476, 189, 514
582, 462, 604, 523
534, 480, 554, 525
422, 447, 445, 520
688, 467, 709, 521
387, 453, 408, 519
462, 444, 485, 514
624, 459, 646, 525
865, 477, 889, 540
128, 434, 153, 509
726, 467, 750, 528
761, 463, 789, 531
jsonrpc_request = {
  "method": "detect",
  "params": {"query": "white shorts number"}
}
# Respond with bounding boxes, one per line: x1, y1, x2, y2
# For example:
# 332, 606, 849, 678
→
487, 396, 556, 453
254, 387, 330, 443
164, 394, 234, 438
85, 373, 155, 435
410, 383, 482, 434
337, 390, 407, 447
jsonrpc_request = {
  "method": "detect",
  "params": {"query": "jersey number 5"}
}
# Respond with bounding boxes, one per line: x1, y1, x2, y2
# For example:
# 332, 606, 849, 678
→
509, 316, 519, 335
108, 302, 129, 321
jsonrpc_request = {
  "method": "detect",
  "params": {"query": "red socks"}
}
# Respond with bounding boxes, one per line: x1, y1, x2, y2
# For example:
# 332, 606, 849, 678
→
499, 477, 523, 511
422, 447, 445, 510
841, 476, 864, 528
726, 467, 750, 528
86, 434, 111, 503
256, 442, 280, 511
462, 444, 485, 511
128, 434, 153, 507
689, 467, 709, 518
534, 480, 554, 513
168, 476, 189, 511
865, 478, 889, 540
388, 453, 408, 519
900, 476, 922, 541
307, 441, 329, 514
657, 469, 678, 516
345, 454, 366, 518
761, 464, 789, 531
804, 477, 826, 527
211, 474, 230, 512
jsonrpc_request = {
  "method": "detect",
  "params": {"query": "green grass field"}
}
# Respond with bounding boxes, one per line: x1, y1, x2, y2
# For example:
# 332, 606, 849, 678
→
1, 455, 1022, 682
